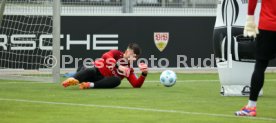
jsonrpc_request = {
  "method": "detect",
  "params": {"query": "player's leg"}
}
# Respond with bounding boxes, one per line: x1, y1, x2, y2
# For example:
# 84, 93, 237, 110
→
62, 67, 103, 88
235, 59, 269, 116
76, 65, 86, 72
249, 29, 276, 102
249, 59, 269, 102
63, 65, 87, 78
235, 29, 276, 116
79, 76, 121, 89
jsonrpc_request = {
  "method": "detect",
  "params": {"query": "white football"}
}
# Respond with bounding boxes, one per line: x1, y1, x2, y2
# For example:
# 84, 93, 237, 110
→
160, 70, 177, 87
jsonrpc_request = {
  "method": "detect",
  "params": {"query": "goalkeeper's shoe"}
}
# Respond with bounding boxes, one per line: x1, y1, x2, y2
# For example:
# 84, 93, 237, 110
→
235, 105, 256, 117
79, 82, 91, 89
62, 78, 79, 88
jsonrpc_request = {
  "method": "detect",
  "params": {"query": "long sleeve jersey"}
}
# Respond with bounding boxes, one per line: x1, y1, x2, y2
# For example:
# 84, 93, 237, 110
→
248, 0, 276, 31
94, 50, 146, 88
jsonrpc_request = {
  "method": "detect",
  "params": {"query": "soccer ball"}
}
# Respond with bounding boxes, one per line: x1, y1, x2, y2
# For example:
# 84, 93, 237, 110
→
160, 70, 177, 87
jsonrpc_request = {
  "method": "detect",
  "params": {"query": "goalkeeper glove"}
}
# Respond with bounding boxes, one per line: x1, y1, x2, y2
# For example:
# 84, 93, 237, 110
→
117, 65, 131, 77
138, 63, 148, 74
243, 15, 259, 38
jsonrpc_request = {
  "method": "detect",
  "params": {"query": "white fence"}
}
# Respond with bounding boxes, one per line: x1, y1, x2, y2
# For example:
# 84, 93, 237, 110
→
6, 0, 217, 16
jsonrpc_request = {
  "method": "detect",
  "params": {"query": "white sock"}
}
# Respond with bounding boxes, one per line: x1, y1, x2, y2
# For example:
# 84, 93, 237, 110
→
247, 100, 257, 108
89, 82, 95, 88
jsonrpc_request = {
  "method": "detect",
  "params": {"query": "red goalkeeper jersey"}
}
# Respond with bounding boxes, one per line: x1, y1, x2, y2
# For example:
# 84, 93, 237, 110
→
248, 0, 276, 31
94, 50, 146, 88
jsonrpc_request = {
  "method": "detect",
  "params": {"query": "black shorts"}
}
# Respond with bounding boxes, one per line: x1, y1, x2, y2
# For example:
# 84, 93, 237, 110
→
74, 67, 104, 82
255, 29, 276, 60
73, 66, 121, 88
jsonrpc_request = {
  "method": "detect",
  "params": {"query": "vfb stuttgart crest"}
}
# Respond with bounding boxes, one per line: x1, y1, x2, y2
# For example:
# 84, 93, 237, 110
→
154, 32, 169, 52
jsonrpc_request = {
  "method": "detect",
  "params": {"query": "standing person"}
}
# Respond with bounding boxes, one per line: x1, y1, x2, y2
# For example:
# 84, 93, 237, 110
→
235, 0, 276, 117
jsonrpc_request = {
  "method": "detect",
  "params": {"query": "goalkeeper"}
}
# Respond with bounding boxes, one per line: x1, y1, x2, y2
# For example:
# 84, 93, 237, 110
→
62, 43, 148, 89
235, 0, 276, 117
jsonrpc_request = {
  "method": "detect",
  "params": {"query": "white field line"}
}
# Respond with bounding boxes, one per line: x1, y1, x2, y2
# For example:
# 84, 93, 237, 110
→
147, 79, 276, 83
147, 80, 220, 83
1, 79, 276, 84
142, 79, 276, 83
0, 98, 275, 121
0, 82, 53, 84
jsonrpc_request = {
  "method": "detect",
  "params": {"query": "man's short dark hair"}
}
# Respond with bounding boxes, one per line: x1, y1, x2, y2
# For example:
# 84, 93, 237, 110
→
128, 43, 141, 56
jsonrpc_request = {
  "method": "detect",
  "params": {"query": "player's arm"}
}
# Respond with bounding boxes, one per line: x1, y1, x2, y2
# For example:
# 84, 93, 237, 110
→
127, 71, 147, 88
244, 0, 259, 38
127, 63, 148, 88
248, 0, 258, 15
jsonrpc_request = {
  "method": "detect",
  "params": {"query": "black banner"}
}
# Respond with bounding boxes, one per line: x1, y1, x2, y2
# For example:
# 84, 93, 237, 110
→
60, 16, 216, 68
2, 16, 276, 69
